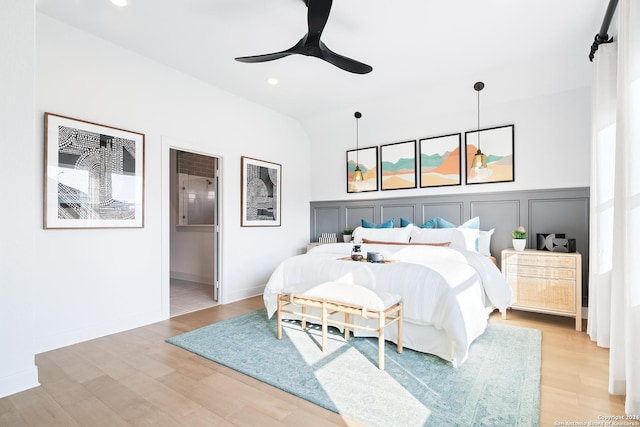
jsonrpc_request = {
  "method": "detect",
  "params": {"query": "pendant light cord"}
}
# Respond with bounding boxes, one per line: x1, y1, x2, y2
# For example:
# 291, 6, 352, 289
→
356, 117, 359, 164
354, 111, 362, 165
477, 89, 480, 151
473, 82, 484, 151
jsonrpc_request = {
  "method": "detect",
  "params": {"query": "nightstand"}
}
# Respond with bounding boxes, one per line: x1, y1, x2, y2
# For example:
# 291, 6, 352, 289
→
501, 248, 582, 331
306, 242, 321, 253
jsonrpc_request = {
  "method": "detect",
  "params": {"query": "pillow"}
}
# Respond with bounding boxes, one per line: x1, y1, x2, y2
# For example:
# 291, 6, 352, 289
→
436, 216, 480, 230
478, 228, 495, 256
362, 238, 450, 247
409, 227, 479, 252
434, 216, 481, 251
361, 238, 408, 245
361, 218, 395, 228
352, 225, 411, 244
400, 217, 413, 227
411, 241, 451, 247
422, 217, 437, 228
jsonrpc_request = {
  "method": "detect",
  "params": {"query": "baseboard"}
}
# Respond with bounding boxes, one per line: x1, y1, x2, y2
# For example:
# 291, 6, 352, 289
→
0, 365, 39, 399
223, 286, 264, 305
34, 308, 164, 355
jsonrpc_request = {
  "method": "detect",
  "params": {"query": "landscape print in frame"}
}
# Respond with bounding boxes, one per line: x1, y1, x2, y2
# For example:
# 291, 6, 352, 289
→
44, 113, 145, 229
346, 146, 378, 193
241, 156, 282, 227
465, 124, 514, 184
380, 140, 417, 191
419, 133, 461, 188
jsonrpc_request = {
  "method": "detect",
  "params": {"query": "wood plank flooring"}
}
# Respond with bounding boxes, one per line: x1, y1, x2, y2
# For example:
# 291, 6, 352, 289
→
0, 297, 626, 426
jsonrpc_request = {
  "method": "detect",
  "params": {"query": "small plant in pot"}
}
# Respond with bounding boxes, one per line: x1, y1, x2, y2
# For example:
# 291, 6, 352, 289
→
343, 227, 353, 243
511, 226, 527, 251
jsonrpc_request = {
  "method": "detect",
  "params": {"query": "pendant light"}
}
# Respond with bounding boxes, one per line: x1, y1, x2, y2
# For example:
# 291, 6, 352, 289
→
471, 81, 487, 170
353, 112, 364, 182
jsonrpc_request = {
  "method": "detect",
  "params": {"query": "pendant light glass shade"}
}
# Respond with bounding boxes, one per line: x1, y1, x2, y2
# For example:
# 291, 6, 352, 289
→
472, 149, 487, 169
472, 81, 487, 171
353, 165, 364, 181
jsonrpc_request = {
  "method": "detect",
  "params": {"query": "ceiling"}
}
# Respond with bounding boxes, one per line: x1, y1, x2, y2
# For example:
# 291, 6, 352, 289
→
35, 0, 608, 120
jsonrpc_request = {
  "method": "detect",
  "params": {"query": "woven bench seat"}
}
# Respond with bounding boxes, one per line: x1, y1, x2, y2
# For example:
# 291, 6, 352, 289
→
277, 282, 403, 370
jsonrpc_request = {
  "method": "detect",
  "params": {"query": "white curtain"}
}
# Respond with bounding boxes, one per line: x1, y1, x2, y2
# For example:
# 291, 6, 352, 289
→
588, 0, 640, 415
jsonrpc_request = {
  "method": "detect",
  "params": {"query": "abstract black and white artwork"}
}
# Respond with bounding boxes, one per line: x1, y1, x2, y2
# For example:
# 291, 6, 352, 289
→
44, 113, 145, 229
241, 156, 281, 227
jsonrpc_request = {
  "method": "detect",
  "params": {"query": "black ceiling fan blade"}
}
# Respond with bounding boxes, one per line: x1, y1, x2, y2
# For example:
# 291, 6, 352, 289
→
235, 50, 294, 64
306, 0, 332, 42
235, 39, 305, 63
319, 41, 372, 74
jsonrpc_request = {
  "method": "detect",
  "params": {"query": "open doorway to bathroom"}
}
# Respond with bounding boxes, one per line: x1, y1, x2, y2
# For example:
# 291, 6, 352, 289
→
169, 149, 220, 317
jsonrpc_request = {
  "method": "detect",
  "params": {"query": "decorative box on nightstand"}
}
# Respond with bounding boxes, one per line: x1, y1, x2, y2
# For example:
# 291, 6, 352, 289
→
501, 248, 582, 331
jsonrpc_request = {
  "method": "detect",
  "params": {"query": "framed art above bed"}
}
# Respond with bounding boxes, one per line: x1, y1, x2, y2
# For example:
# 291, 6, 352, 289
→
419, 133, 462, 188
464, 124, 514, 185
346, 146, 378, 193
380, 140, 417, 191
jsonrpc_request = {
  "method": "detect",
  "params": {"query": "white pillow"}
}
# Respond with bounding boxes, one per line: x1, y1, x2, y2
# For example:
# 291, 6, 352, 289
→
409, 227, 479, 252
478, 228, 495, 256
352, 225, 412, 244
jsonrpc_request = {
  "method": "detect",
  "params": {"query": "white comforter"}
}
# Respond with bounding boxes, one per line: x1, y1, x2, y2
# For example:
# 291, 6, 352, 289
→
263, 243, 512, 366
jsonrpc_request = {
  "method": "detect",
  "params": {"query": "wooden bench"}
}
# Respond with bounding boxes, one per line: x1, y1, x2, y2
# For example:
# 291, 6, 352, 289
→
276, 283, 403, 370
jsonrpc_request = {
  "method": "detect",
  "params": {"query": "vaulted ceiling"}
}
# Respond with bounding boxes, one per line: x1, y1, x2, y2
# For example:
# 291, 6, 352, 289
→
36, 0, 608, 119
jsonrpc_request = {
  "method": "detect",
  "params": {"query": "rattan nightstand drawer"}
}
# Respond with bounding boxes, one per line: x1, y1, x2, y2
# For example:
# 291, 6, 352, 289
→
505, 264, 576, 280
502, 252, 576, 269
506, 275, 576, 313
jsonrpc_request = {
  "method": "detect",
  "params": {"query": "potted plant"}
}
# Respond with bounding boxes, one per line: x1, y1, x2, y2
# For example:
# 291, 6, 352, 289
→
511, 226, 527, 251
342, 227, 353, 243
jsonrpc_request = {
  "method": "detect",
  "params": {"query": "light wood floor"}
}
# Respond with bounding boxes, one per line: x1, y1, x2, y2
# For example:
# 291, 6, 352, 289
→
0, 297, 626, 426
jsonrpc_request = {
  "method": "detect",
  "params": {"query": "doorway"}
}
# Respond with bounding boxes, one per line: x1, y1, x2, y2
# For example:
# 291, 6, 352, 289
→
169, 149, 221, 317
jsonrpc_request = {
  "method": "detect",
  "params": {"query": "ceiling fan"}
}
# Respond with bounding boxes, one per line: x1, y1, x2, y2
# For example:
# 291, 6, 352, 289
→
235, 0, 372, 74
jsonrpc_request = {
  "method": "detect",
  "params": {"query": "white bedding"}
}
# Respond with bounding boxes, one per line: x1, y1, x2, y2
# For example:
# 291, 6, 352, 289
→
263, 242, 512, 367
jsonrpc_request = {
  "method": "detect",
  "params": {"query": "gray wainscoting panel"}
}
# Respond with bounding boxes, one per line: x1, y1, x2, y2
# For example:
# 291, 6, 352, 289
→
420, 202, 464, 226
470, 199, 521, 258
310, 187, 589, 306
381, 203, 415, 226
313, 207, 341, 239
345, 205, 376, 231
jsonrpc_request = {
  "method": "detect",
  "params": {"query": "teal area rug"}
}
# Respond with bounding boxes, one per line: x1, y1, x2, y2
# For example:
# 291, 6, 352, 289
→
166, 310, 540, 427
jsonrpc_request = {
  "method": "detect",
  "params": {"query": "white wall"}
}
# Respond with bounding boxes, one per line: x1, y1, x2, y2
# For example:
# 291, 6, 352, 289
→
302, 81, 590, 202
0, 0, 40, 398
32, 14, 311, 354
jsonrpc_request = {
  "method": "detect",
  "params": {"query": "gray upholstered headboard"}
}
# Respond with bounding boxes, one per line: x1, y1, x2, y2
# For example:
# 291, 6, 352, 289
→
310, 187, 589, 306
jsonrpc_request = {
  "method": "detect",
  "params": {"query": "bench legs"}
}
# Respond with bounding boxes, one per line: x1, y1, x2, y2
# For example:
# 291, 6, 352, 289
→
277, 294, 403, 370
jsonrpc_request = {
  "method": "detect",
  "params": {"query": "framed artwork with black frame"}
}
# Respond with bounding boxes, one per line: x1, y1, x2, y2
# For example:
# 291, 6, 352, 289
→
465, 124, 515, 184
44, 112, 145, 229
380, 140, 417, 191
419, 133, 461, 188
241, 156, 282, 227
346, 146, 378, 193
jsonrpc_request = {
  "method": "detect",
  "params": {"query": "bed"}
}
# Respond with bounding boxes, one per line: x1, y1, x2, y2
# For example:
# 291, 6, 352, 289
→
263, 224, 512, 367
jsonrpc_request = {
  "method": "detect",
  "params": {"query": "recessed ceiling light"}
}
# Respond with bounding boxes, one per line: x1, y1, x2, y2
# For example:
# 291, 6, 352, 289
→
110, 0, 128, 7
267, 77, 279, 86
